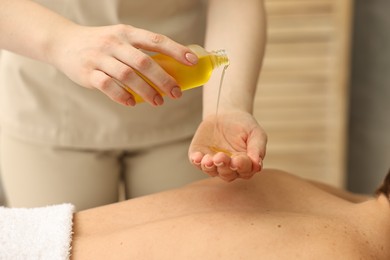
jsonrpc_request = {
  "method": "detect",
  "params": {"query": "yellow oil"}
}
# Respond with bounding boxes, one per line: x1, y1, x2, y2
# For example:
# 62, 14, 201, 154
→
120, 45, 233, 157
121, 45, 229, 103
208, 65, 232, 157
209, 145, 233, 157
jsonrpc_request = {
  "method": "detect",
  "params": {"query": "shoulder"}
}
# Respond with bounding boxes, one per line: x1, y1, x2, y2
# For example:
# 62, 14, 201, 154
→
307, 219, 388, 260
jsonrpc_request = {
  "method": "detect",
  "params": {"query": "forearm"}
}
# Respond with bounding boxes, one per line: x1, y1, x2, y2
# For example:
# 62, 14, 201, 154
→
0, 0, 75, 64
203, 0, 267, 117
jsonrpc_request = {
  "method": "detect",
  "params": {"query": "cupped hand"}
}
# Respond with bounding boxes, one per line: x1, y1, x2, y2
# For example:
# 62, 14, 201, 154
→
189, 111, 267, 182
48, 24, 198, 106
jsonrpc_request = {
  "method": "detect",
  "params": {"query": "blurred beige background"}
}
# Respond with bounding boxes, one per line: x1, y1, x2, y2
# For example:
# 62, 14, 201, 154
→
254, 0, 352, 187
1, 0, 389, 205
255, 0, 390, 193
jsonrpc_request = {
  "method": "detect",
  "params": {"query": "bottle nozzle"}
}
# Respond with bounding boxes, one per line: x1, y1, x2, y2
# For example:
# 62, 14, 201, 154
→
212, 49, 230, 68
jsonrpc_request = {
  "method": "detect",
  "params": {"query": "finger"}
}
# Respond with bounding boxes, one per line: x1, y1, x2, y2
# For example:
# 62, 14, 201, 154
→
201, 154, 218, 177
238, 171, 256, 180
213, 152, 231, 168
189, 151, 204, 170
218, 171, 238, 182
259, 157, 264, 172
213, 152, 232, 175
247, 129, 268, 172
202, 165, 218, 178
98, 56, 165, 106
112, 48, 182, 101
231, 154, 255, 179
90, 70, 135, 106
211, 153, 238, 182
217, 166, 239, 182
129, 28, 198, 65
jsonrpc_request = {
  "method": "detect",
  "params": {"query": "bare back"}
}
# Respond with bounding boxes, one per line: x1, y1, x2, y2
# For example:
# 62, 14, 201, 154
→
71, 169, 390, 259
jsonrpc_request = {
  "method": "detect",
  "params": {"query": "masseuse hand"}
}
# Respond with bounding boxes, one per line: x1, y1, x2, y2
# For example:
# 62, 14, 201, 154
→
189, 111, 267, 182
49, 24, 198, 106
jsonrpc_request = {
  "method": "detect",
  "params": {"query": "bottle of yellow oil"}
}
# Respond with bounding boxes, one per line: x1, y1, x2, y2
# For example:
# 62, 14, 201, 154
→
122, 44, 229, 103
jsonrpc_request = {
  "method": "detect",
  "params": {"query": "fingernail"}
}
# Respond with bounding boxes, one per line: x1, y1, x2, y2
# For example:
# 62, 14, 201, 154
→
192, 160, 201, 166
230, 166, 238, 171
191, 158, 201, 165
205, 163, 214, 169
153, 95, 164, 106
126, 97, 135, 106
214, 162, 224, 167
185, 52, 198, 65
259, 160, 263, 170
170, 86, 182, 98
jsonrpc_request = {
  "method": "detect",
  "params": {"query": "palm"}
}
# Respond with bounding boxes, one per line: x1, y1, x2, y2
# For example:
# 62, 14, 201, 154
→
189, 111, 267, 181
191, 114, 254, 155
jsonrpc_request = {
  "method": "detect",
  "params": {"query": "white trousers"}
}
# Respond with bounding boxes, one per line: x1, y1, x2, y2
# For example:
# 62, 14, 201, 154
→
0, 133, 206, 211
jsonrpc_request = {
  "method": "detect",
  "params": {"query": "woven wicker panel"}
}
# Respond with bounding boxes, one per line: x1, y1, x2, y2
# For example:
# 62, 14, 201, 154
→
254, 0, 353, 186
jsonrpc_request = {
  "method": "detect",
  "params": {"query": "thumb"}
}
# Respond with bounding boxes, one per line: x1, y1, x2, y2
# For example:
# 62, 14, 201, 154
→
246, 128, 267, 172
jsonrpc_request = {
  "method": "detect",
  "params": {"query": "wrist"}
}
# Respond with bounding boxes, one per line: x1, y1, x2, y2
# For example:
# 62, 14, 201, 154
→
44, 20, 78, 67
203, 96, 254, 119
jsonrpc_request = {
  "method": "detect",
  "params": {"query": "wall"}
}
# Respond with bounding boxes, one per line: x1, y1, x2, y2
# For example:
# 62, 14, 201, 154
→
254, 0, 353, 187
347, 0, 390, 193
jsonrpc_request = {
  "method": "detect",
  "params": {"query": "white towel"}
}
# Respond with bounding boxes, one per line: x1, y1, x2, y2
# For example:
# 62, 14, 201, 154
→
0, 203, 75, 260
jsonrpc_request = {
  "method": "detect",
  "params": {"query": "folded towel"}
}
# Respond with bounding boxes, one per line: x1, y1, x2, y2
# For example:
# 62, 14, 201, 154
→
0, 203, 75, 260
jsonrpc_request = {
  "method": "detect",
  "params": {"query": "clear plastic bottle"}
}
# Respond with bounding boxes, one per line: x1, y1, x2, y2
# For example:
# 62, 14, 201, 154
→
122, 44, 230, 103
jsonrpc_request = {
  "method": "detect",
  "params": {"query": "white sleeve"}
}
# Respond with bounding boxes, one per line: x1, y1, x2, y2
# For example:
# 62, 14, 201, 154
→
0, 204, 75, 260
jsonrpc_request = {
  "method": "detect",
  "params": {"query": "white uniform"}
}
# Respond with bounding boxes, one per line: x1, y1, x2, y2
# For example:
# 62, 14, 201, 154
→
0, 0, 207, 210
